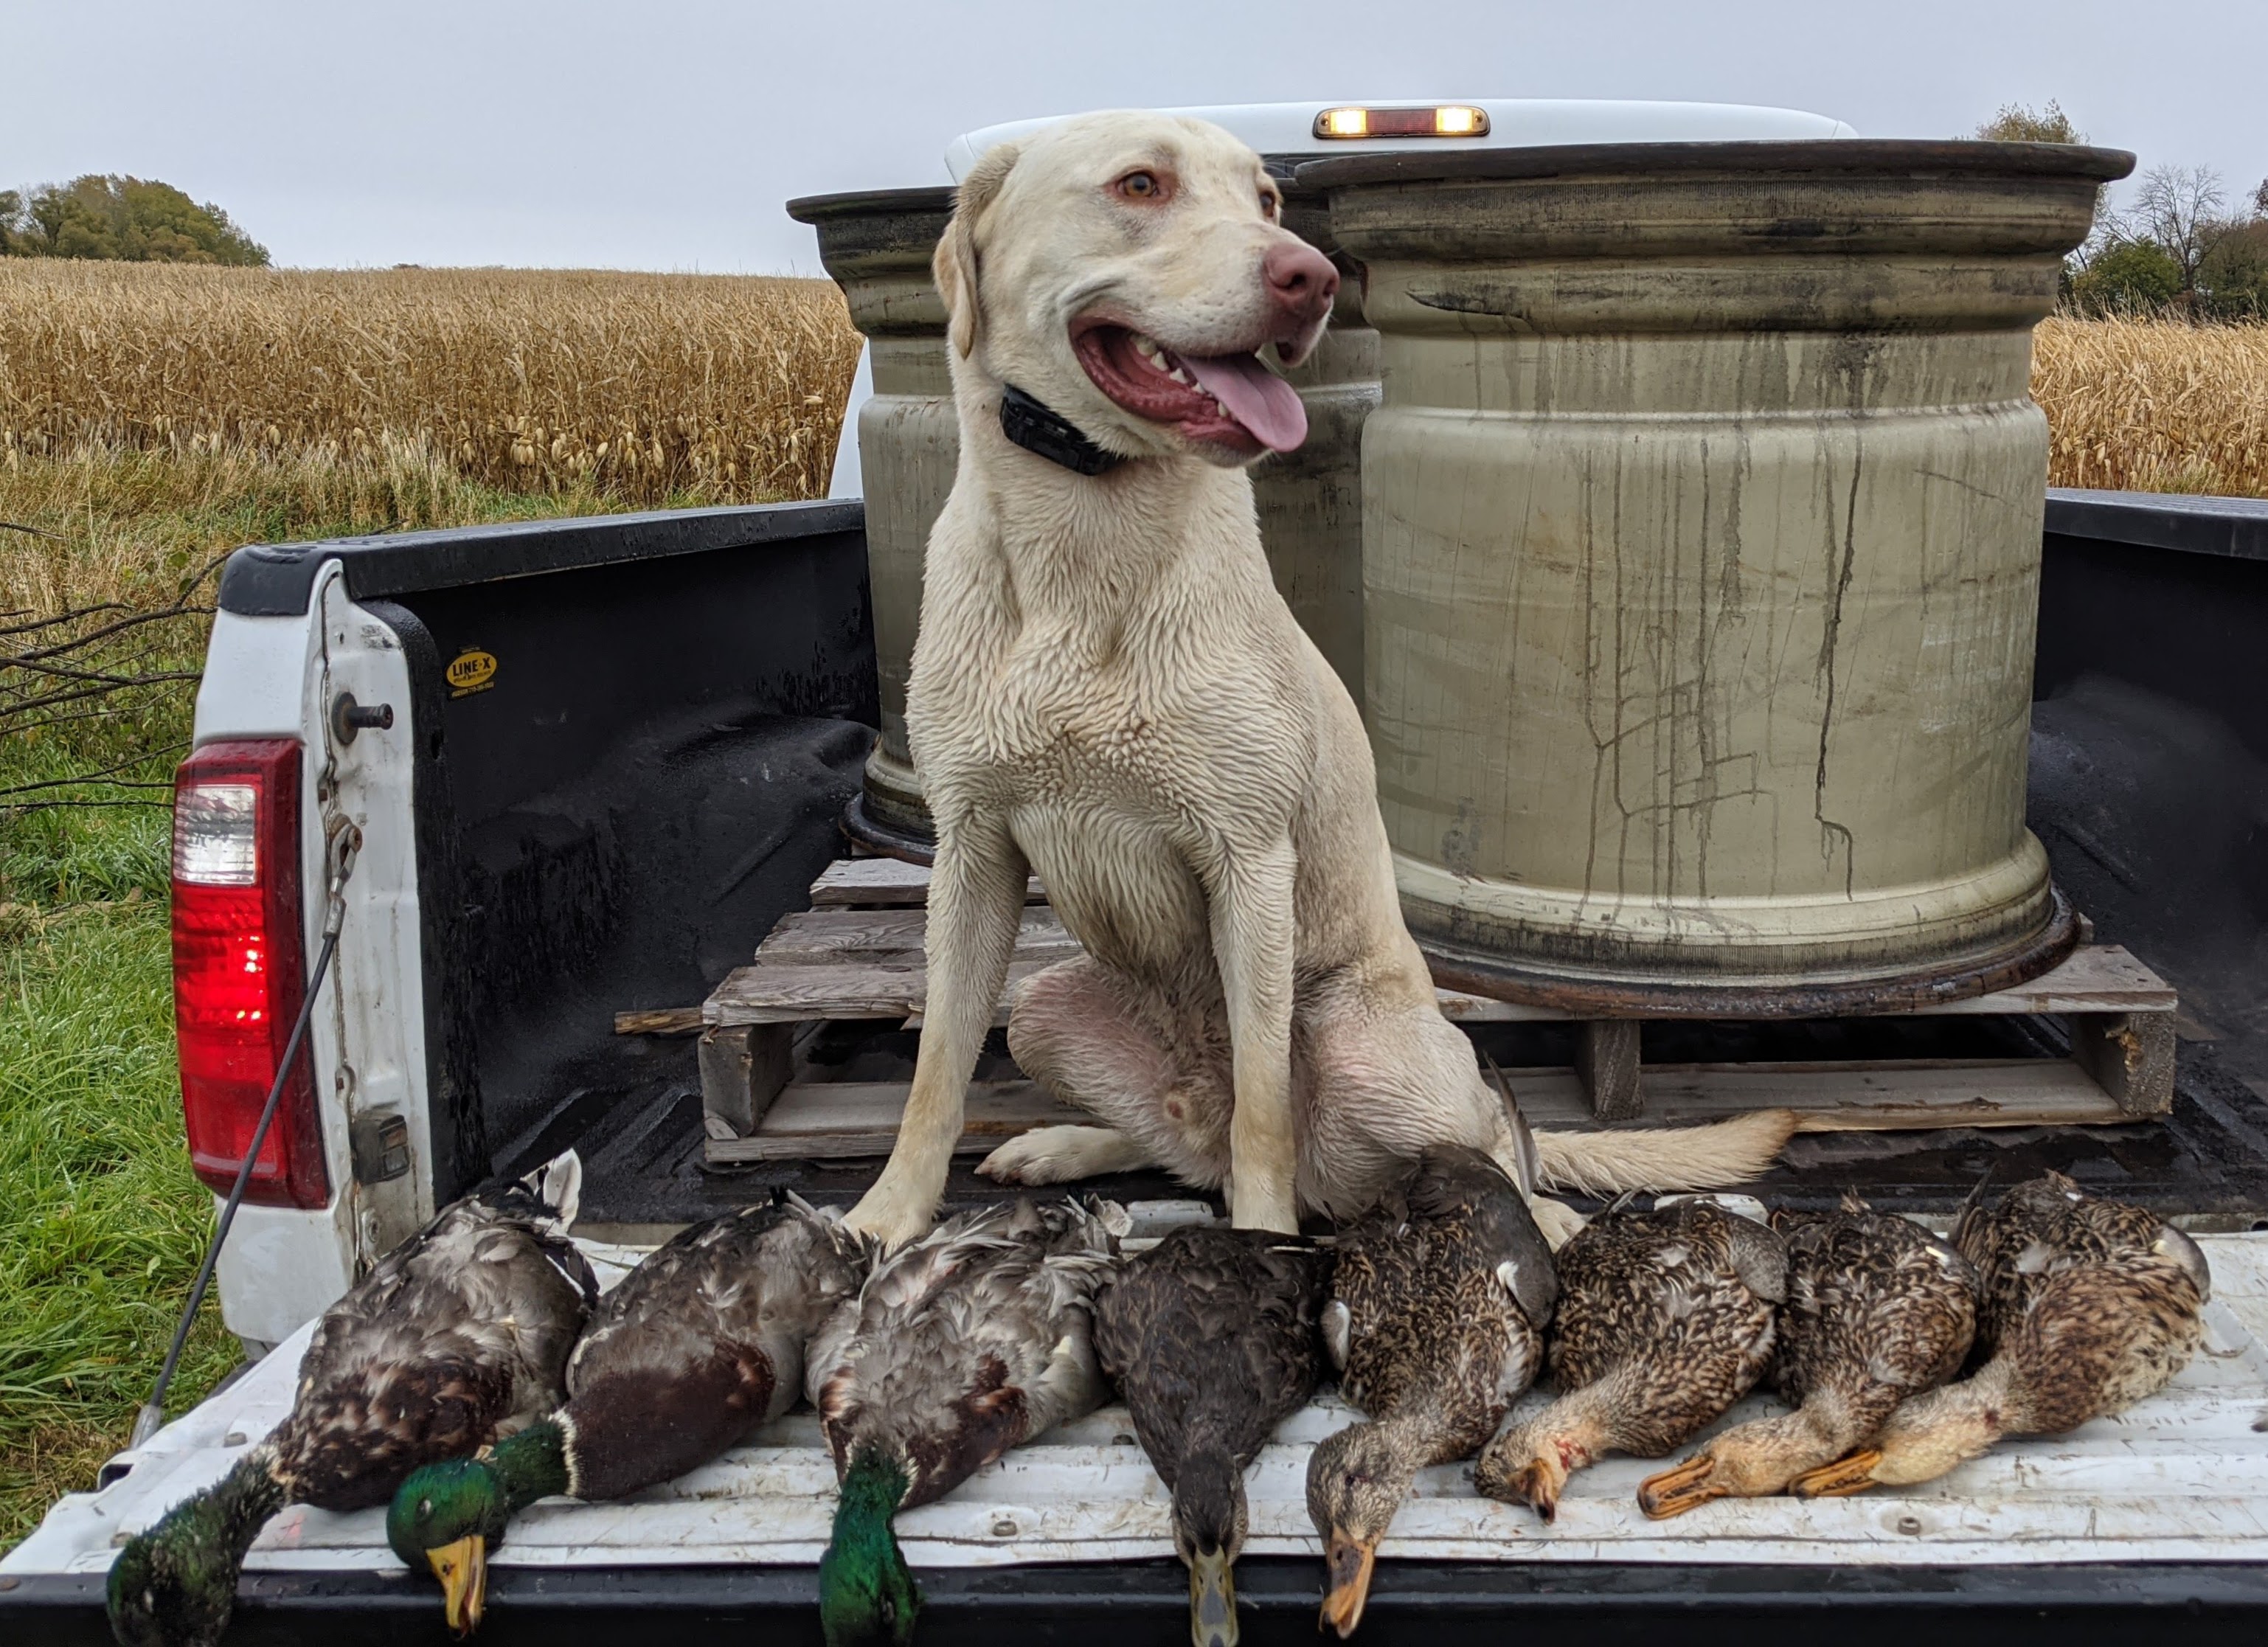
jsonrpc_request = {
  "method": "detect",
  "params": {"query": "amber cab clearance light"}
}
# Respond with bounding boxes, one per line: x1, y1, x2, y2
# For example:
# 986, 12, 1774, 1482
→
171, 738, 331, 1209
1314, 105, 1491, 140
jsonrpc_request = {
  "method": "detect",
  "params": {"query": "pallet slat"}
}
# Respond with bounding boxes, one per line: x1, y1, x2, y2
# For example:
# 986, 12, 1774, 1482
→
704, 1058, 2129, 1165
811, 858, 1044, 906
704, 884, 2174, 1027
704, 1081, 1084, 1162
686, 859, 2177, 1140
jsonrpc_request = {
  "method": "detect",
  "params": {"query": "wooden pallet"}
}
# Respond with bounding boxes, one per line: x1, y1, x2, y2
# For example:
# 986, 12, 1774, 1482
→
663, 858, 2180, 1165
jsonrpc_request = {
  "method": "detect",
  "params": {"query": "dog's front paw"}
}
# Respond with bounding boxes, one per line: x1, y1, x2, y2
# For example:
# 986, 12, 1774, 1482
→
844, 1178, 936, 1251
977, 1126, 1107, 1186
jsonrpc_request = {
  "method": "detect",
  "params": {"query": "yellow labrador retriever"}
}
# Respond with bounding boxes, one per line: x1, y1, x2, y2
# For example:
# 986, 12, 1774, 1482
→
843, 111, 1792, 1248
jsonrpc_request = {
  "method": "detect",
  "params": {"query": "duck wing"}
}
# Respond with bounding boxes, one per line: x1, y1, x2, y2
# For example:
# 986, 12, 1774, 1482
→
1404, 1145, 1557, 1328
1547, 1204, 1776, 1390
561, 1196, 868, 1497
815, 1199, 1119, 1509
1095, 1227, 1333, 1482
1773, 1207, 1975, 1410
274, 1154, 597, 1509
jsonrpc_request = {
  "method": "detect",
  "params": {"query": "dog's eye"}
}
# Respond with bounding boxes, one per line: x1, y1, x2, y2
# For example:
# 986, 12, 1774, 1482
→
1117, 170, 1159, 199
1260, 191, 1280, 220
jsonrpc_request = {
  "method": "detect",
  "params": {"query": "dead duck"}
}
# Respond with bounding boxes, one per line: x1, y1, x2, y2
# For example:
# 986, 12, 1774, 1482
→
1475, 1195, 1786, 1519
1094, 1225, 1334, 1647
1789, 1175, 2211, 1497
1952, 1169, 2206, 1359
108, 1154, 594, 1647
1305, 1146, 1556, 1637
1636, 1193, 1974, 1518
386, 1191, 868, 1632
809, 1196, 1123, 1647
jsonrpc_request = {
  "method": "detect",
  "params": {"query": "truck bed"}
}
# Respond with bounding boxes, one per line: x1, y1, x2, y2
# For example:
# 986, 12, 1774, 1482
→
11, 492, 2268, 1640
11, 1230, 2268, 1642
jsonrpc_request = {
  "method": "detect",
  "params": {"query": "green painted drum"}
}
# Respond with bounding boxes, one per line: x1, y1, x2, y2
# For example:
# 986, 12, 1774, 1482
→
1302, 140, 2132, 1005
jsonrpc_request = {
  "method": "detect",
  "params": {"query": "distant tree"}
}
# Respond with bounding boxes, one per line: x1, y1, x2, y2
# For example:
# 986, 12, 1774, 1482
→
2070, 238, 2184, 313
1975, 101, 2084, 144
2255, 178, 2268, 219
2119, 164, 2226, 295
2199, 221, 2268, 319
0, 176, 267, 266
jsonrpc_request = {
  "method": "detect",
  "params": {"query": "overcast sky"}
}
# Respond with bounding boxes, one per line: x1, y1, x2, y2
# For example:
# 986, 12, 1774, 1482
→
10, 0, 2265, 273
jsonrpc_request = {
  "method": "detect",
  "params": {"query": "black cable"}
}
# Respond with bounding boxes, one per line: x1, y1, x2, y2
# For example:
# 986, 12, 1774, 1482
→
132, 904, 346, 1448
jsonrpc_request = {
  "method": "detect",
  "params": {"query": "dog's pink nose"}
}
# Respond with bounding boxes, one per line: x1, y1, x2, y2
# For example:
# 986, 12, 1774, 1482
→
1264, 241, 1339, 325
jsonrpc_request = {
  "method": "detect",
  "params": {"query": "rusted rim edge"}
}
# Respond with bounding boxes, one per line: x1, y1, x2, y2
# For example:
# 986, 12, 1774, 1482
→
1422, 886, 2081, 1020
841, 791, 937, 867
786, 186, 958, 223
1295, 139, 2137, 192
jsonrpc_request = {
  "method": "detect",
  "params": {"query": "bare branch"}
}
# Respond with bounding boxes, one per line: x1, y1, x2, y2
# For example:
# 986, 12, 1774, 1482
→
0, 743, 187, 797
6, 603, 215, 665
0, 798, 173, 815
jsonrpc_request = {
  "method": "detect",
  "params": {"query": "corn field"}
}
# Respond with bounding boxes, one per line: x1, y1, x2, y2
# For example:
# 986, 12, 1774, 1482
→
2, 263, 2263, 511
0, 262, 860, 506
2033, 315, 2268, 498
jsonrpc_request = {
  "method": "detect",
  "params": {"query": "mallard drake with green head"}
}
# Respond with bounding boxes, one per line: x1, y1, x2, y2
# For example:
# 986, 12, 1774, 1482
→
107, 1153, 594, 1647
1304, 1145, 1556, 1638
1636, 1193, 1974, 1518
1094, 1224, 1334, 1647
386, 1190, 867, 1631
1475, 1196, 1785, 1520
810, 1196, 1123, 1647
1789, 1173, 2210, 1497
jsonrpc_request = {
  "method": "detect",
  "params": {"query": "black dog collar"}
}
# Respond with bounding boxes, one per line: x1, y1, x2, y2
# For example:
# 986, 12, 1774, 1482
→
998, 384, 1125, 476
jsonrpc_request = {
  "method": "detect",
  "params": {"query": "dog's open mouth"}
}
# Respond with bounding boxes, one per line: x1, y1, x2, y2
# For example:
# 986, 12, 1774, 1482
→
1070, 323, 1308, 454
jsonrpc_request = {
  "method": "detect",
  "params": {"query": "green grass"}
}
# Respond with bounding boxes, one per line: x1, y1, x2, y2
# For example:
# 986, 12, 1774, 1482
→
0, 833, 237, 1547
0, 443, 751, 1548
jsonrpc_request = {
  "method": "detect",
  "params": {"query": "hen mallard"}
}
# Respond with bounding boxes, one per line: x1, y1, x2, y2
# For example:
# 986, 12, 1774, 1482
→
1475, 1196, 1786, 1519
1304, 1146, 1556, 1637
809, 1196, 1123, 1647
1789, 1173, 2211, 1497
1636, 1193, 1974, 1518
108, 1153, 594, 1647
386, 1191, 867, 1631
1094, 1225, 1334, 1647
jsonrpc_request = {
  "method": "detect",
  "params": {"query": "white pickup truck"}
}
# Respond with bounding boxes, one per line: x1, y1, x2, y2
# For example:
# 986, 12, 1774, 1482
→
10, 100, 2268, 1645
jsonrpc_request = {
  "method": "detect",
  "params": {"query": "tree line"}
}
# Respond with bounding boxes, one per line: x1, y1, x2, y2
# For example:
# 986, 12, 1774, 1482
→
1980, 103, 2268, 321
0, 176, 268, 267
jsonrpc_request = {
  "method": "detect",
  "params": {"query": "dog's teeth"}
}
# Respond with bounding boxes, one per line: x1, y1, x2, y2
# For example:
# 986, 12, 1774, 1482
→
1132, 333, 1162, 361
1170, 364, 1194, 385
1213, 397, 1229, 417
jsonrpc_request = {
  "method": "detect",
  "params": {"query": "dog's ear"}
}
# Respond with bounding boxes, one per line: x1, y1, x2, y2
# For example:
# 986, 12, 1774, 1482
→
936, 141, 1019, 360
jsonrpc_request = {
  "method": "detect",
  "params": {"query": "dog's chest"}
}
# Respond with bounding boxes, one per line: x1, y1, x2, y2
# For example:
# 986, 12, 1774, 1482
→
922, 619, 1215, 808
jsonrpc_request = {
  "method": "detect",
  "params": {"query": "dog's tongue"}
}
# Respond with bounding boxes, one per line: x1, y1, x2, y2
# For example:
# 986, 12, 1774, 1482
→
1179, 352, 1308, 452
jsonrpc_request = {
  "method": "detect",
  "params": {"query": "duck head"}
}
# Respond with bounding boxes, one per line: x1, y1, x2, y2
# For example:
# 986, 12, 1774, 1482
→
387, 1419, 572, 1635
387, 1458, 506, 1634
1171, 1449, 1249, 1647
1304, 1418, 1426, 1638
820, 1445, 920, 1647
106, 1453, 285, 1647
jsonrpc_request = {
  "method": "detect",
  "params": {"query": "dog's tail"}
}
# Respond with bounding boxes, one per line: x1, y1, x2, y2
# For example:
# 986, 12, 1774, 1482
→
1531, 1110, 1799, 1197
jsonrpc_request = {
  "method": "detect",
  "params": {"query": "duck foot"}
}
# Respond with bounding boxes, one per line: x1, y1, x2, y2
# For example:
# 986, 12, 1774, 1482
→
1634, 1454, 1726, 1519
1787, 1449, 1884, 1499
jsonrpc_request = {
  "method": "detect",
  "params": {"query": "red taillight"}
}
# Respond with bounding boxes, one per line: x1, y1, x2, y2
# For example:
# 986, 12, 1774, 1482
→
171, 739, 330, 1209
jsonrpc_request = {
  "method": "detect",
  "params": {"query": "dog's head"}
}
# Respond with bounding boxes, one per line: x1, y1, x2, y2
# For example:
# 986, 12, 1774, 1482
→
935, 111, 1338, 468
